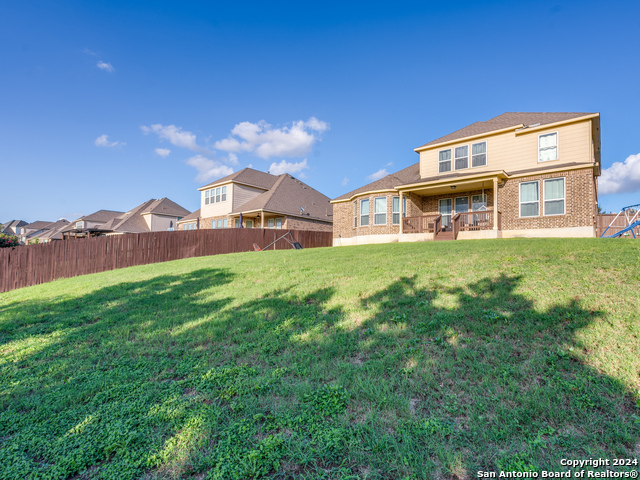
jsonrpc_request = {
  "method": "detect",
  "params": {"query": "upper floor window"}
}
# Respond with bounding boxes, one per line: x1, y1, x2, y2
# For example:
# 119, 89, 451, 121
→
360, 199, 370, 226
439, 149, 452, 173
205, 185, 228, 205
520, 181, 540, 217
374, 197, 387, 225
454, 146, 469, 170
471, 142, 487, 167
539, 133, 558, 162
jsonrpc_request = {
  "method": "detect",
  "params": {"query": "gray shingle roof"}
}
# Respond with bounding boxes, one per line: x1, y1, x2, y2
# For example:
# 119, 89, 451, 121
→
100, 198, 191, 233
177, 209, 200, 223
141, 198, 191, 217
332, 163, 420, 202
1, 220, 28, 234
200, 168, 279, 191
231, 174, 332, 222
22, 221, 55, 231
33, 220, 71, 241
78, 210, 125, 223
416, 112, 595, 149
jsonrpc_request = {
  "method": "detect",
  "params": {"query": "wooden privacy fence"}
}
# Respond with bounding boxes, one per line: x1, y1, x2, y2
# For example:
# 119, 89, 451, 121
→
0, 229, 332, 293
596, 213, 640, 237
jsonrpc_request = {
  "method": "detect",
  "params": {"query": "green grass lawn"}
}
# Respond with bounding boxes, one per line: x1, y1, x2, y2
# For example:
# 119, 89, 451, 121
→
1, 238, 639, 479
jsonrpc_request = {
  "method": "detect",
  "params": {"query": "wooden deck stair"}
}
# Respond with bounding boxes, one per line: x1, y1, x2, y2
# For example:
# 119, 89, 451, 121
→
435, 229, 455, 241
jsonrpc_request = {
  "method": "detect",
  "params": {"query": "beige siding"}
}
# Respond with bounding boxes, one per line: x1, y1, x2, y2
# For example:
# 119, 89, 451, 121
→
232, 184, 266, 210
419, 119, 593, 178
201, 183, 234, 218
148, 214, 180, 232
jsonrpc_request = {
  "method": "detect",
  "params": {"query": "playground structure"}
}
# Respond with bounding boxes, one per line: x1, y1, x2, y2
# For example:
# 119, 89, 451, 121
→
600, 203, 640, 238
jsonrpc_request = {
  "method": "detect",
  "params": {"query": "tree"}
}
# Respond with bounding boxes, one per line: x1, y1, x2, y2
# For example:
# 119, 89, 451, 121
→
0, 233, 19, 248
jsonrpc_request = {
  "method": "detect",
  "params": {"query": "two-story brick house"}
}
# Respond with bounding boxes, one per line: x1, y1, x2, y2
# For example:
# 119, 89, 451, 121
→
180, 168, 333, 232
332, 112, 600, 245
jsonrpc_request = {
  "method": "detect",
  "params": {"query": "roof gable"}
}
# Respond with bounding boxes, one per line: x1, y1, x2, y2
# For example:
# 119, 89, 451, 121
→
416, 112, 595, 150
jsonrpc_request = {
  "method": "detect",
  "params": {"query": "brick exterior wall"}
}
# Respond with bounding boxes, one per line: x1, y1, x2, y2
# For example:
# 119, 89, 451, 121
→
331, 167, 596, 239
284, 216, 333, 232
332, 192, 422, 239
498, 167, 596, 231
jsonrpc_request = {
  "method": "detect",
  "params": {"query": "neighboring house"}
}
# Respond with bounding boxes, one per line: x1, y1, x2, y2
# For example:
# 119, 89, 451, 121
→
35, 219, 72, 242
19, 220, 67, 244
332, 112, 600, 246
181, 168, 333, 232
1, 220, 28, 236
99, 198, 190, 235
176, 209, 200, 231
61, 210, 125, 239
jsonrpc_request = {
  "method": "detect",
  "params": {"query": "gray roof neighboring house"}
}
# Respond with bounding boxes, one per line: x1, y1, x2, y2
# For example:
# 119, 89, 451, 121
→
229, 173, 333, 222
31, 220, 71, 241
22, 221, 55, 232
1, 220, 28, 234
177, 209, 200, 223
199, 168, 279, 191
99, 198, 191, 234
416, 112, 594, 149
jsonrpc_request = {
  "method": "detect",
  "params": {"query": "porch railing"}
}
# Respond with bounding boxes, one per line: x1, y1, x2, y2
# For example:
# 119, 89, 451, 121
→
453, 211, 501, 238
402, 215, 442, 234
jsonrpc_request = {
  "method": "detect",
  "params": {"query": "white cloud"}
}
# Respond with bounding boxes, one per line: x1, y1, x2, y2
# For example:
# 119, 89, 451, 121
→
367, 169, 389, 181
95, 134, 124, 148
215, 117, 329, 159
186, 155, 234, 182
268, 159, 310, 176
600, 153, 640, 195
341, 177, 349, 186
97, 61, 114, 72
155, 148, 171, 157
142, 124, 203, 152
226, 153, 239, 165
385, 162, 393, 167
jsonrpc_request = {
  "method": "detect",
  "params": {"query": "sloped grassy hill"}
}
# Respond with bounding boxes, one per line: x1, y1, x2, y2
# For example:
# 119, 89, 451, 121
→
0, 239, 639, 479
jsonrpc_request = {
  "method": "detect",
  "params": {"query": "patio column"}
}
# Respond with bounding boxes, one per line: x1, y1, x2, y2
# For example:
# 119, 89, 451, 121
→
260, 210, 264, 229
493, 177, 499, 230
399, 191, 404, 234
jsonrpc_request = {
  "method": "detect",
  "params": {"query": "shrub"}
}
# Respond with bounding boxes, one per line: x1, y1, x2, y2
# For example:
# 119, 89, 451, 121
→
0, 233, 19, 248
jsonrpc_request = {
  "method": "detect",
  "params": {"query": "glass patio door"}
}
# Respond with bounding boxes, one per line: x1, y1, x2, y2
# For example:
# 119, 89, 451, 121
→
439, 198, 452, 230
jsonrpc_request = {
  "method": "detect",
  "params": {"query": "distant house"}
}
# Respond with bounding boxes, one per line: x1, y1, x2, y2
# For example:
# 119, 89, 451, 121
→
332, 112, 600, 245
61, 210, 125, 239
180, 168, 332, 232
99, 198, 190, 235
176, 209, 200, 231
20, 220, 70, 244
61, 198, 190, 238
1, 220, 28, 236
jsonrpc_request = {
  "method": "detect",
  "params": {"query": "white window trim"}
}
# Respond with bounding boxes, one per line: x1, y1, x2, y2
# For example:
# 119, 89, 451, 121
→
439, 148, 452, 173
519, 181, 540, 218
373, 196, 387, 225
543, 177, 566, 216
360, 198, 370, 227
454, 145, 469, 171
538, 131, 559, 163
471, 141, 487, 168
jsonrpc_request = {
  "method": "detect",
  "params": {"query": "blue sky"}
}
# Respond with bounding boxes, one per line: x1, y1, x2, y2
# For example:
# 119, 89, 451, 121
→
2, 0, 640, 222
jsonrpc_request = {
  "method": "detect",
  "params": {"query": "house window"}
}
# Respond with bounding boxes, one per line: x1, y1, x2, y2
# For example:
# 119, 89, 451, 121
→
360, 199, 369, 226
439, 149, 452, 173
246, 220, 253, 228
223, 219, 228, 228
235, 218, 241, 228
392, 197, 400, 225
211, 219, 216, 229
454, 146, 469, 170
472, 142, 487, 167
520, 181, 540, 217
539, 133, 558, 162
354, 202, 358, 228
471, 194, 487, 211
455, 196, 469, 214
275, 218, 282, 229
205, 190, 210, 205
268, 218, 274, 228
374, 197, 387, 225
217, 219, 222, 228
544, 178, 565, 215
221, 186, 227, 202
216, 187, 221, 203
76, 221, 84, 229
439, 198, 452, 227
